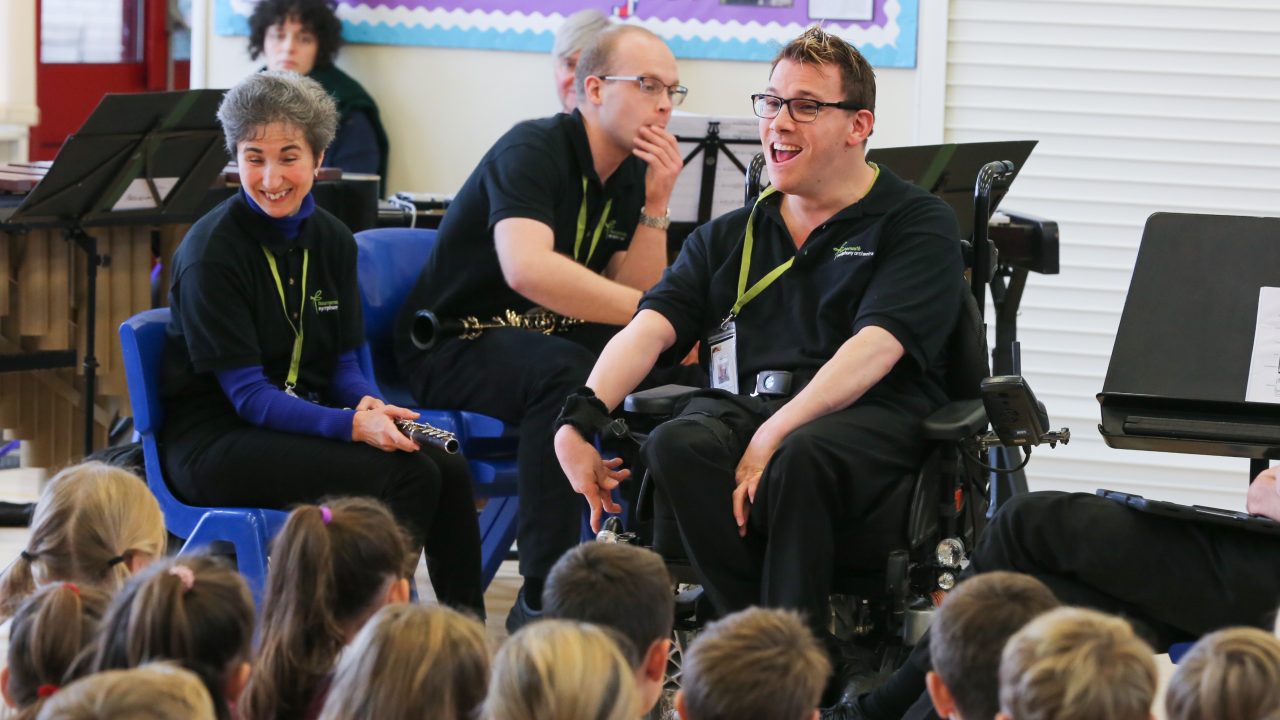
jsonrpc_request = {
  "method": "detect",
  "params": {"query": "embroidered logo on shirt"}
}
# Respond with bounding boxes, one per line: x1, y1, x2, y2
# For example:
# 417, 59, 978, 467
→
310, 290, 340, 313
606, 220, 626, 244
834, 242, 875, 258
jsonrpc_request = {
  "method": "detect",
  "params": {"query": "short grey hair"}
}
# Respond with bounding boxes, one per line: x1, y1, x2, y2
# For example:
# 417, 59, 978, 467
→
574, 25, 662, 102
553, 9, 611, 63
217, 70, 338, 158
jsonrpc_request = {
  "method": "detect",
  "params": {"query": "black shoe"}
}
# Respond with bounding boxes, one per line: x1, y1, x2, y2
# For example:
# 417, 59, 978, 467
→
505, 587, 543, 635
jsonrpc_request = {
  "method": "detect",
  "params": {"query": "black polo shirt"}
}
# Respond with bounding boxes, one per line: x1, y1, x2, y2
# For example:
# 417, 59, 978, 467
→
639, 165, 963, 406
394, 110, 646, 368
161, 191, 364, 438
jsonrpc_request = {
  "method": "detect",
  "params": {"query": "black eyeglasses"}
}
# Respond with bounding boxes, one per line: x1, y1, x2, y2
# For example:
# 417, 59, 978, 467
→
601, 76, 689, 106
751, 93, 862, 122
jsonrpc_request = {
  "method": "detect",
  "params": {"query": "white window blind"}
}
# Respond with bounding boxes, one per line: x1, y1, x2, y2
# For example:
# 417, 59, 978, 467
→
944, 0, 1280, 507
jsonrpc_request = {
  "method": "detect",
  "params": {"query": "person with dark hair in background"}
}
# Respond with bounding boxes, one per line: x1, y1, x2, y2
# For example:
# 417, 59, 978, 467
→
248, 0, 389, 182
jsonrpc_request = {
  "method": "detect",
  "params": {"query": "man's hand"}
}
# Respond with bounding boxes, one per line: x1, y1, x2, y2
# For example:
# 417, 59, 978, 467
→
355, 395, 385, 412
1246, 467, 1280, 521
353, 405, 420, 453
555, 424, 628, 533
634, 125, 682, 213
733, 428, 783, 537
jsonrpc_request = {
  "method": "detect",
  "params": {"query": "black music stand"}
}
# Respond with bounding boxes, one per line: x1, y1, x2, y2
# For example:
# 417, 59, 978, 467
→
1098, 213, 1280, 483
9, 89, 228, 455
677, 121, 758, 225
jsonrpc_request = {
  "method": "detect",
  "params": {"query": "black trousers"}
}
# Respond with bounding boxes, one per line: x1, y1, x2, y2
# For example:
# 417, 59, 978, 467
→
866, 490, 1280, 720
161, 423, 485, 616
406, 324, 701, 580
971, 491, 1280, 640
642, 391, 929, 636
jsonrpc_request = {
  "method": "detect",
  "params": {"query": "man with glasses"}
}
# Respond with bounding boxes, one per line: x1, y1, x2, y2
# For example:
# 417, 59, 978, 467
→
554, 26, 963, 711
395, 24, 691, 633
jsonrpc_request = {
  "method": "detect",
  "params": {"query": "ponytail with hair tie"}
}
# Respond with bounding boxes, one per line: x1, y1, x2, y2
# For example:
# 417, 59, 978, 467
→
20, 550, 36, 563
169, 565, 196, 592
36, 684, 59, 698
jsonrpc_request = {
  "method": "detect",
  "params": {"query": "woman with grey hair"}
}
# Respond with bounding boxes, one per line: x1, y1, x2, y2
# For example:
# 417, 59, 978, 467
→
158, 71, 484, 618
552, 9, 611, 112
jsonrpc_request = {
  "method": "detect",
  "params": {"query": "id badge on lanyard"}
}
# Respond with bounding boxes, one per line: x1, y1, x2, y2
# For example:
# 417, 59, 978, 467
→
709, 322, 739, 393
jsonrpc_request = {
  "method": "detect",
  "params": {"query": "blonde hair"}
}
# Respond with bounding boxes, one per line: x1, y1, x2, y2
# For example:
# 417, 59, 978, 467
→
318, 604, 490, 720
483, 619, 637, 720
0, 461, 166, 618
1166, 627, 1280, 720
7, 583, 111, 720
999, 607, 1157, 720
35, 663, 215, 720
680, 608, 830, 720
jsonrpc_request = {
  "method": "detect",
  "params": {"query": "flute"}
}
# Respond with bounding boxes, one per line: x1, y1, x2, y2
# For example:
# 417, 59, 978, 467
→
394, 419, 460, 454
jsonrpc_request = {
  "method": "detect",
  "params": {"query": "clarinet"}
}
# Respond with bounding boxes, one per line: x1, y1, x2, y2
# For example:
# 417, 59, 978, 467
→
411, 308, 583, 351
394, 419, 460, 454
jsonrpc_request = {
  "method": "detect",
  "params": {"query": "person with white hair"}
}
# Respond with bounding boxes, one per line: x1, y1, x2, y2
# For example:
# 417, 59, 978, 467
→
552, 9, 612, 112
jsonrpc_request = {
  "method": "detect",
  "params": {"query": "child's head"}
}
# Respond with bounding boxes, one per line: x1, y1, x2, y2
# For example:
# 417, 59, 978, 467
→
0, 461, 165, 617
1165, 626, 1280, 720
543, 541, 674, 715
35, 663, 215, 720
87, 555, 254, 720
927, 571, 1060, 720
2, 582, 111, 719
242, 498, 412, 720
484, 619, 638, 720
318, 603, 490, 720
998, 606, 1157, 720
676, 607, 830, 720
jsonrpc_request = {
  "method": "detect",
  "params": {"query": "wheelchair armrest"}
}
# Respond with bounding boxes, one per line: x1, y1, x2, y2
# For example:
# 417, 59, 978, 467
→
921, 398, 988, 441
622, 384, 702, 416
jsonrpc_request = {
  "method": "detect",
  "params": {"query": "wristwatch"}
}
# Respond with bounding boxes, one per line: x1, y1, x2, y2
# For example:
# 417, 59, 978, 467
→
638, 208, 671, 231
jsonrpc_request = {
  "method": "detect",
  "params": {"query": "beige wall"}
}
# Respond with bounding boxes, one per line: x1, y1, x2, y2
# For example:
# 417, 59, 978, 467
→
199, 8, 926, 196
0, 0, 38, 162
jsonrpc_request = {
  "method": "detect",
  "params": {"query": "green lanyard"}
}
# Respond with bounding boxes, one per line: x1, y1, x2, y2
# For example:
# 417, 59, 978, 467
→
726, 164, 881, 324
261, 246, 309, 396
726, 186, 789, 323
573, 176, 613, 265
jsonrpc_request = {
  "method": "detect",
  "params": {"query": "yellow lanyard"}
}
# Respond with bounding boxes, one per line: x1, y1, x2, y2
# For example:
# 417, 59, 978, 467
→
727, 164, 881, 324
261, 246, 309, 395
573, 176, 613, 265
727, 186, 789, 323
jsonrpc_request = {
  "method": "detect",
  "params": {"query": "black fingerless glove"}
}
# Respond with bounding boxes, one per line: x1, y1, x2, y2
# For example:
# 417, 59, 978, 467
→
555, 387, 627, 440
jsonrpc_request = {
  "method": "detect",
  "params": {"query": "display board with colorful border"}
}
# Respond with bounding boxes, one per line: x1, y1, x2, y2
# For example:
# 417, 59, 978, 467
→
216, 0, 918, 68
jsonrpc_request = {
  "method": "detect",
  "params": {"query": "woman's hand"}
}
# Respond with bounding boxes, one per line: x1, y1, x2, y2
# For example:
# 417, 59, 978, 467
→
355, 395, 386, 412
352, 405, 420, 453
554, 425, 628, 533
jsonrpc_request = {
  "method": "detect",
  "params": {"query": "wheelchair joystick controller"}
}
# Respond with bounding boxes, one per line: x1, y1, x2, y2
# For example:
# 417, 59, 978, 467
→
596, 516, 638, 545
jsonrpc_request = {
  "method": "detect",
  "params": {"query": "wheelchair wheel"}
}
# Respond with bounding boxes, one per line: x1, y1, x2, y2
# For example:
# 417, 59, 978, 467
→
647, 623, 699, 720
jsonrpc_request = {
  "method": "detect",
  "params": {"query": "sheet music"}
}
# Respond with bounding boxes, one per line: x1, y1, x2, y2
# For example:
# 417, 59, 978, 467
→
667, 112, 766, 223
111, 177, 178, 211
1245, 286, 1280, 403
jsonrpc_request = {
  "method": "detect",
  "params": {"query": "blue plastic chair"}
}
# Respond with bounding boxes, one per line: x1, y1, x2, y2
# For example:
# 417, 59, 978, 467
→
353, 227, 521, 590
119, 309, 289, 608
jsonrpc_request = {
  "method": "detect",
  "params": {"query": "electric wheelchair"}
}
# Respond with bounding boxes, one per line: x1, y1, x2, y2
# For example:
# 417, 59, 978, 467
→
600, 153, 1068, 713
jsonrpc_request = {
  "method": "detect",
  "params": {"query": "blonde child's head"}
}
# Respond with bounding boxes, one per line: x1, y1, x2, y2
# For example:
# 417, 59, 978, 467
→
0, 461, 165, 618
318, 603, 490, 720
1165, 626, 1280, 720
484, 619, 638, 720
998, 607, 1157, 720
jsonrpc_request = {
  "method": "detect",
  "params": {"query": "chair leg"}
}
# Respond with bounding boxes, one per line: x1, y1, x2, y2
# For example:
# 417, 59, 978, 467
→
178, 512, 271, 609
479, 496, 519, 591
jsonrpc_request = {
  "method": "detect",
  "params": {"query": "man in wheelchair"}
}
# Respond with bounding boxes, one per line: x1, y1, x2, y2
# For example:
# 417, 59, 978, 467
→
554, 25, 965, 699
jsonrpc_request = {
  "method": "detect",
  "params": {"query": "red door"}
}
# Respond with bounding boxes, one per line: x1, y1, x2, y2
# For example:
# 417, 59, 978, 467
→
30, 0, 191, 161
